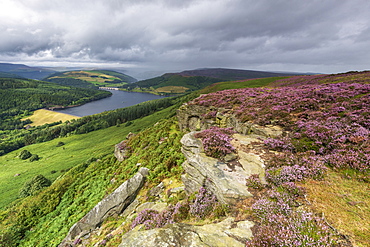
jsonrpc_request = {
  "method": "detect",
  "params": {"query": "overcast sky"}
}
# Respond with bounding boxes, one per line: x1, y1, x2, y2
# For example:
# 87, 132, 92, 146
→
1, 0, 370, 78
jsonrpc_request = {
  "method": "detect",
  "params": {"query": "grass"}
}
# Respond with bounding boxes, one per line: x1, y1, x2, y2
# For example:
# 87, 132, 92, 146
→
155, 86, 189, 94
49, 70, 127, 86
22, 109, 80, 126
0, 104, 176, 209
303, 170, 370, 247
200, 76, 289, 93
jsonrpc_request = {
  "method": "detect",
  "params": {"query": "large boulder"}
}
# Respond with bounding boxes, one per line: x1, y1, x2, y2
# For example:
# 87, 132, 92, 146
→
119, 217, 254, 247
181, 132, 254, 204
59, 168, 149, 247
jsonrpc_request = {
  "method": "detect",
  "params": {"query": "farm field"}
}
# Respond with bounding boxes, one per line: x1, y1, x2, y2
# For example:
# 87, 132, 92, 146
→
22, 109, 80, 126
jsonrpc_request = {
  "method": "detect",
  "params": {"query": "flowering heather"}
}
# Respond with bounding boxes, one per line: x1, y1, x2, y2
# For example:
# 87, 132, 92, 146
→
247, 189, 336, 247
131, 187, 221, 230
189, 186, 219, 219
131, 202, 183, 230
194, 127, 235, 158
190, 73, 370, 173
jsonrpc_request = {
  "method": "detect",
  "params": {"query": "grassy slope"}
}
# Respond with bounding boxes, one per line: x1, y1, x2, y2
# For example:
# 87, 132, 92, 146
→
0, 105, 176, 209
304, 171, 370, 246
22, 109, 80, 126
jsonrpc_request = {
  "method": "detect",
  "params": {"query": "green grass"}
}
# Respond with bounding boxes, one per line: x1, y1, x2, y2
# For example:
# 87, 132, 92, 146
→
200, 76, 289, 93
0, 104, 176, 209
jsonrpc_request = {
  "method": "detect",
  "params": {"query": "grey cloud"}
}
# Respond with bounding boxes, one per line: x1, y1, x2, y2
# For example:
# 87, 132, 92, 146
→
1, 0, 370, 74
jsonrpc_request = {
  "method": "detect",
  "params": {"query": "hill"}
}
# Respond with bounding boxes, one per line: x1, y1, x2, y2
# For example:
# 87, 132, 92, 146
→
43, 70, 137, 89
0, 63, 56, 80
121, 68, 303, 94
0, 71, 369, 247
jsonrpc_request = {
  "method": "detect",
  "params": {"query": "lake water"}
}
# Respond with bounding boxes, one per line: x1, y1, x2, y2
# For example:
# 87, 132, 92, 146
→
55, 90, 166, 117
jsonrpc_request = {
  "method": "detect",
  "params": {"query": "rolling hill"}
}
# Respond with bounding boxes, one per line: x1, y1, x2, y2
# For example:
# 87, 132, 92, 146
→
43, 70, 137, 89
0, 63, 56, 80
122, 68, 305, 94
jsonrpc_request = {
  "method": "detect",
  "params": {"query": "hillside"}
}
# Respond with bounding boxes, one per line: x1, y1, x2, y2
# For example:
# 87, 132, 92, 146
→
0, 77, 111, 155
121, 68, 302, 95
44, 70, 137, 89
0, 71, 369, 247
0, 63, 56, 80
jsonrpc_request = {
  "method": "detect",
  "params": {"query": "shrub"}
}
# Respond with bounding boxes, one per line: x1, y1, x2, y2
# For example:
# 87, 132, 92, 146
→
194, 127, 235, 159
56, 141, 65, 147
18, 175, 51, 198
29, 154, 40, 162
189, 187, 219, 219
18, 150, 32, 160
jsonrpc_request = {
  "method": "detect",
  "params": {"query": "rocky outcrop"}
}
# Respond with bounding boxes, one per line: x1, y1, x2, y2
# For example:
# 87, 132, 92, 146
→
114, 132, 135, 161
177, 103, 283, 203
177, 104, 283, 137
181, 132, 268, 204
119, 217, 254, 247
59, 168, 149, 247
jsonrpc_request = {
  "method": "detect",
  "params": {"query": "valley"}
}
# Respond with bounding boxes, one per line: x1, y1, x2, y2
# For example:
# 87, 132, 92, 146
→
0, 66, 368, 247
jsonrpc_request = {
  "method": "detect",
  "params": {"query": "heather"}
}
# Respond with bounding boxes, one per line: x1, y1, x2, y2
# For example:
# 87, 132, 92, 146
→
131, 187, 225, 230
194, 127, 235, 159
190, 75, 370, 176
190, 72, 370, 245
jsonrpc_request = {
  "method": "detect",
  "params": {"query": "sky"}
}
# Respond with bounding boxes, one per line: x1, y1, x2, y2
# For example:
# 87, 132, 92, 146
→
1, 0, 370, 78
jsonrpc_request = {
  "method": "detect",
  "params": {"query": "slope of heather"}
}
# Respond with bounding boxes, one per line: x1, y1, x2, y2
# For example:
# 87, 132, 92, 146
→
189, 71, 370, 246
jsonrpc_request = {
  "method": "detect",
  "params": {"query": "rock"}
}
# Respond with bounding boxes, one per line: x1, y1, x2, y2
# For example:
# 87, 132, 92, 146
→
114, 141, 130, 162
119, 217, 253, 247
181, 132, 253, 204
177, 103, 284, 137
135, 202, 156, 213
148, 182, 165, 198
150, 202, 168, 212
59, 168, 149, 247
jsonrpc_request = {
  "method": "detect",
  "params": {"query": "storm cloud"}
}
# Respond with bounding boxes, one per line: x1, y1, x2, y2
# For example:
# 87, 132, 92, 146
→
1, 0, 370, 76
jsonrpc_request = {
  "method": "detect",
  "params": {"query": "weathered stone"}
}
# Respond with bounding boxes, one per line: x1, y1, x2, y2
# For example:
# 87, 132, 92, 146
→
177, 103, 284, 138
114, 141, 129, 162
148, 182, 165, 198
59, 168, 149, 247
181, 132, 253, 204
119, 217, 253, 247
135, 202, 156, 213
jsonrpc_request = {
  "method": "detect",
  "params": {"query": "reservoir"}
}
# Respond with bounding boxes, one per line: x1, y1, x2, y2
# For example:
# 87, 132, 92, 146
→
55, 90, 166, 117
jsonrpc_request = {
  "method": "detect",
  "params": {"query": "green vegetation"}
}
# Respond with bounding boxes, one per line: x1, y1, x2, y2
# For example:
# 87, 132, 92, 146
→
18, 174, 51, 198
44, 70, 137, 88
122, 74, 221, 94
0, 77, 110, 130
0, 110, 184, 246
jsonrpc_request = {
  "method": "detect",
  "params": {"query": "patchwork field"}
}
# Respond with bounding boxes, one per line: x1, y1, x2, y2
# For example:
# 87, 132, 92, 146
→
23, 109, 80, 126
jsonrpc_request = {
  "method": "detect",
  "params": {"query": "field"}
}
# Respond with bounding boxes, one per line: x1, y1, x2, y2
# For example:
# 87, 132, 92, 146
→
22, 109, 80, 126
0, 105, 175, 209
48, 70, 128, 87
155, 86, 189, 94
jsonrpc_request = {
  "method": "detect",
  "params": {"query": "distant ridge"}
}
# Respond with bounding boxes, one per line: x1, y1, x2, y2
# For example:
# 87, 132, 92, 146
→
175, 68, 304, 81
0, 63, 56, 80
122, 68, 303, 94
